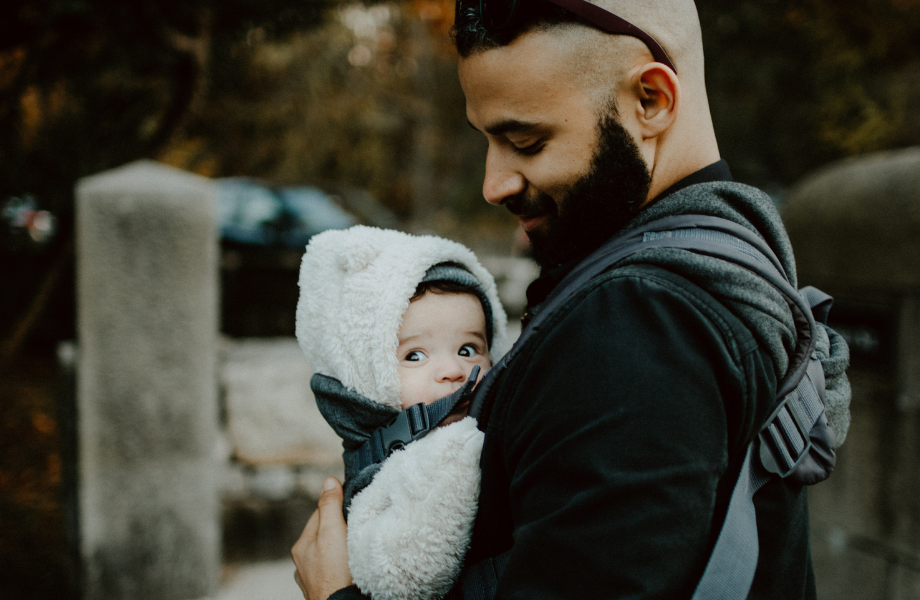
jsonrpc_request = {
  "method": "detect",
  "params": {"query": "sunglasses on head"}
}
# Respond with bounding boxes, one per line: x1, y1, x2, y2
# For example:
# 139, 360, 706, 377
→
457, 0, 676, 74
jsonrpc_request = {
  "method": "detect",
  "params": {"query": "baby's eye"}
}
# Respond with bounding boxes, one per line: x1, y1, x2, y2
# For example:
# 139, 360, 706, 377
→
458, 344, 478, 358
405, 350, 427, 362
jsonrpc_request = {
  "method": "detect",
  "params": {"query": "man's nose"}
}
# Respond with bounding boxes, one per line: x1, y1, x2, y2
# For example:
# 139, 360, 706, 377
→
483, 146, 525, 206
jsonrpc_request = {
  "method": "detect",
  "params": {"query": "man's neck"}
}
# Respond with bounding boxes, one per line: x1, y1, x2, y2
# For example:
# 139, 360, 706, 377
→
643, 121, 722, 204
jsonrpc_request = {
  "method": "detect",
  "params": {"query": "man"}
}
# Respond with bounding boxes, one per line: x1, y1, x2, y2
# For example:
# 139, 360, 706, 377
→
293, 1, 845, 598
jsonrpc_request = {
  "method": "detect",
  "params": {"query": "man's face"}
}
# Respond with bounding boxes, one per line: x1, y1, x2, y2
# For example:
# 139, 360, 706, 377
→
459, 30, 651, 268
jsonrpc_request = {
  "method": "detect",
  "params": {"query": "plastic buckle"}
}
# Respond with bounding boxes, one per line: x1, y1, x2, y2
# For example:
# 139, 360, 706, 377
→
758, 390, 813, 478
377, 403, 430, 455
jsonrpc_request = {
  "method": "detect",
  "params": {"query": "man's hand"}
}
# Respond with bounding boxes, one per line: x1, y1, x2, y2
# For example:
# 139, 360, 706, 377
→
291, 477, 354, 600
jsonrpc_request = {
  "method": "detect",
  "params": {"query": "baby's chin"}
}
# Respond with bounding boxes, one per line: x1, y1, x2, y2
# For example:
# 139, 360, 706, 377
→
438, 406, 470, 427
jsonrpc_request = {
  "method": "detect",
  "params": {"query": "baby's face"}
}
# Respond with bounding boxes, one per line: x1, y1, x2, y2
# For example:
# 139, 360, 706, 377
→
397, 292, 491, 421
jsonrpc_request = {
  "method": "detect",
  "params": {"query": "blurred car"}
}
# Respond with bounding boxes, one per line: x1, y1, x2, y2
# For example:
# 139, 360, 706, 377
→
218, 179, 357, 249
216, 179, 399, 338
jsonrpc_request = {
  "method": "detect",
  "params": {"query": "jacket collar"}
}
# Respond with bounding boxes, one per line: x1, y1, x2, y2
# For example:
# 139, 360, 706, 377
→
524, 160, 734, 315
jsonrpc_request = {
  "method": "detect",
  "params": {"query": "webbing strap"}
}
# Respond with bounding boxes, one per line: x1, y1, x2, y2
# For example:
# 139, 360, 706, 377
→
691, 444, 772, 600
692, 354, 828, 600
643, 227, 774, 269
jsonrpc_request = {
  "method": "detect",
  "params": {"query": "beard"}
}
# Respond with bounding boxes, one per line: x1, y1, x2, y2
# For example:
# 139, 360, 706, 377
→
510, 110, 652, 269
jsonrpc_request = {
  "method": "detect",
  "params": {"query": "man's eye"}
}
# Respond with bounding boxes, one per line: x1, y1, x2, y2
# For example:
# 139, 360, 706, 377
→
458, 344, 478, 357
513, 141, 543, 156
406, 350, 427, 362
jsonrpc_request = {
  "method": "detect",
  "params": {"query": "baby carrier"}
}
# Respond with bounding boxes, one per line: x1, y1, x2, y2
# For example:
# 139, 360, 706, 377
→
355, 214, 843, 600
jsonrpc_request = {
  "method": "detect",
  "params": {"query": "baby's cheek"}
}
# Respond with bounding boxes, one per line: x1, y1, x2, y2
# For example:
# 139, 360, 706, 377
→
399, 386, 421, 410
477, 361, 492, 381
398, 372, 421, 410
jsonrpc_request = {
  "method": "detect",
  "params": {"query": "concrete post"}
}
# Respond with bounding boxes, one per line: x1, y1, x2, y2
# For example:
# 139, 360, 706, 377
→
76, 160, 220, 600
783, 146, 920, 599
897, 296, 920, 410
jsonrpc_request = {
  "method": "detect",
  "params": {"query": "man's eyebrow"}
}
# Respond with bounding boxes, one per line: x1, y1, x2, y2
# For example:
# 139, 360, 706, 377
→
467, 118, 540, 136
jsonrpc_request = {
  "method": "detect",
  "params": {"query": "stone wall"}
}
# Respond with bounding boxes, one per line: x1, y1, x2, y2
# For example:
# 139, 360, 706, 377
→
217, 338, 344, 563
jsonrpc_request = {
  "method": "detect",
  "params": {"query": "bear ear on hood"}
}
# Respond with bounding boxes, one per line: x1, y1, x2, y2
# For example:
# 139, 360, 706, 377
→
296, 226, 510, 411
334, 236, 379, 275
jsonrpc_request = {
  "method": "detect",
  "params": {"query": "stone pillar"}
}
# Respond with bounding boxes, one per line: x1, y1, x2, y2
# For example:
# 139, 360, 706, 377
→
783, 146, 920, 599
897, 296, 920, 410
76, 160, 220, 600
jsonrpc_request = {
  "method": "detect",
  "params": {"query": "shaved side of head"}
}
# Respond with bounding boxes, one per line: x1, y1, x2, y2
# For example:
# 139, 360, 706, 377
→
591, 0, 708, 107
454, 0, 709, 117
595, 0, 705, 76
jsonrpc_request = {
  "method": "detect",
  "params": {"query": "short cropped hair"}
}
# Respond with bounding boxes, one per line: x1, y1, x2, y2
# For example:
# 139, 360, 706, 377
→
452, 1, 586, 57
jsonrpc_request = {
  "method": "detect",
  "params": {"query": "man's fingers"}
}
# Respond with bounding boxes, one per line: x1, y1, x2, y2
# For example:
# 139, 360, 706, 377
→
293, 570, 306, 596
317, 477, 343, 510
290, 477, 353, 599
302, 504, 320, 537
316, 477, 346, 534
292, 507, 320, 563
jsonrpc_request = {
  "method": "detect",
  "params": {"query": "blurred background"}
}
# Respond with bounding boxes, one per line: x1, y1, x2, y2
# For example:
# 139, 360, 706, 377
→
2, 1, 920, 599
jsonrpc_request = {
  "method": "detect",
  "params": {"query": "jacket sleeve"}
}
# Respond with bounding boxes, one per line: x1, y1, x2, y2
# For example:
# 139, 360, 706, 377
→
490, 271, 766, 599
328, 585, 368, 600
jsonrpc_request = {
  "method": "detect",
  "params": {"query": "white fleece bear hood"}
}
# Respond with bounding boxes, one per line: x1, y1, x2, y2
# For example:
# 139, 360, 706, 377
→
296, 226, 509, 600
296, 225, 508, 410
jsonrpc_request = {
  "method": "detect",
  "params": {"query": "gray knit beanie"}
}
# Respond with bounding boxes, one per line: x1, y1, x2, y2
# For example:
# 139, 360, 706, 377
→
420, 262, 495, 348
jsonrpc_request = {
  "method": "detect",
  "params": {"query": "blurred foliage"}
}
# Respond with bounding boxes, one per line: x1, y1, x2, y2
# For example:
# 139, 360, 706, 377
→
699, 0, 920, 188
0, 0, 328, 220
2, 0, 920, 349
173, 0, 490, 223
0, 357, 72, 600
2, 0, 919, 217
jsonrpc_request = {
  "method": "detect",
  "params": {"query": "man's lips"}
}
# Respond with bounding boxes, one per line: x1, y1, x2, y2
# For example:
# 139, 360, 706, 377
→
505, 195, 554, 233
518, 213, 548, 232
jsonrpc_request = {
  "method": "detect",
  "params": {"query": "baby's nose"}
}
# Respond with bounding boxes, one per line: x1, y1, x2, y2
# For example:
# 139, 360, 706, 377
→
436, 358, 467, 383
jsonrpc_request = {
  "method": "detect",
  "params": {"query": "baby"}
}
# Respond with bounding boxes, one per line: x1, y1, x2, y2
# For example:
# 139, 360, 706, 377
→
296, 226, 509, 600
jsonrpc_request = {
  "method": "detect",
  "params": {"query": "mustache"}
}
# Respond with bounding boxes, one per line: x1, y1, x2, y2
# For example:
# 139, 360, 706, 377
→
504, 193, 556, 219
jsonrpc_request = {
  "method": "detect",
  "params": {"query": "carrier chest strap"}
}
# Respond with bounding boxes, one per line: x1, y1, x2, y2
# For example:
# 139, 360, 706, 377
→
354, 366, 481, 471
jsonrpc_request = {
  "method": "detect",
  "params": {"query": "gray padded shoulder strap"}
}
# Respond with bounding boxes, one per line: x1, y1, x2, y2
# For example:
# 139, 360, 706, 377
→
470, 215, 815, 418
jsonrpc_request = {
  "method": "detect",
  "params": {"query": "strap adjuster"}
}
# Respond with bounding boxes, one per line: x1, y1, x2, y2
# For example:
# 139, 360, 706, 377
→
375, 403, 430, 455
758, 386, 814, 477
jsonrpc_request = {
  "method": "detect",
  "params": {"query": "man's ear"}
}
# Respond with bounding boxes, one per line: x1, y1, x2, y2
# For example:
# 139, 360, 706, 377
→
634, 64, 679, 141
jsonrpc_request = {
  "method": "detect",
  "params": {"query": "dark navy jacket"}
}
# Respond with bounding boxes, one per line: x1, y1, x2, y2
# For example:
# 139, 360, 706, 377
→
332, 163, 816, 600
